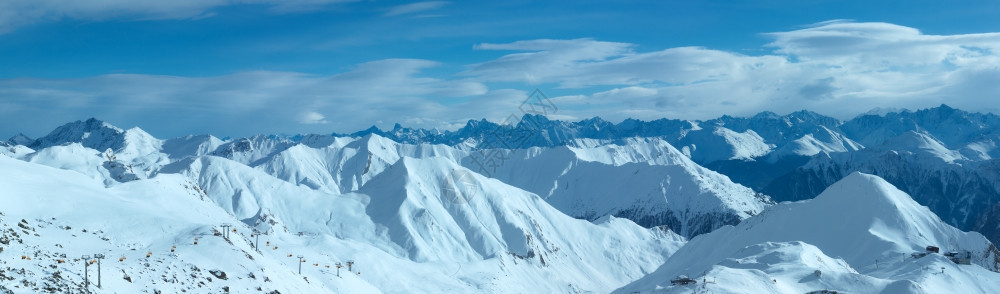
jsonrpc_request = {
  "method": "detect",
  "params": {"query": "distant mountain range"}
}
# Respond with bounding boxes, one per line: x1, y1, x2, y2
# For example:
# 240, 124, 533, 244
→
341, 104, 1000, 243
6, 105, 1000, 243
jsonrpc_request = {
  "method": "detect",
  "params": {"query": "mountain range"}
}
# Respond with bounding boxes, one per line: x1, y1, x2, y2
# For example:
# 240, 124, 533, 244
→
3, 104, 1000, 293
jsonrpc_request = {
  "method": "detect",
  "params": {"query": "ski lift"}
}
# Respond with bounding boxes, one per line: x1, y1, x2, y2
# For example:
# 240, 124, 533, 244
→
670, 275, 696, 285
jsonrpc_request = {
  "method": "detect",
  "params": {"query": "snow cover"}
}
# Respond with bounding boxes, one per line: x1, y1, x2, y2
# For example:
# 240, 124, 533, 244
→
5, 112, 1000, 293
241, 133, 770, 238
1, 136, 684, 293
0, 144, 33, 160
0, 155, 357, 293
879, 131, 966, 164
616, 172, 1000, 293
769, 125, 864, 159
678, 127, 773, 162
477, 137, 770, 237
161, 134, 225, 161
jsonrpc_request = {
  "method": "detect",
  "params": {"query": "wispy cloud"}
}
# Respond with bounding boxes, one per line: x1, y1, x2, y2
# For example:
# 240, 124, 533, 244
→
298, 111, 330, 124
467, 39, 783, 88
0, 0, 354, 34
461, 21, 1000, 122
2, 21, 999, 139
0, 59, 487, 137
384, 1, 449, 17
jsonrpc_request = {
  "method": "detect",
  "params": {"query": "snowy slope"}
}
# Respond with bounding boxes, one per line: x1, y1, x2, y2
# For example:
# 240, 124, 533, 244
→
158, 153, 686, 293
766, 128, 1000, 242
256, 134, 465, 193
0, 144, 32, 160
842, 105, 1000, 154
475, 138, 771, 238
242, 134, 771, 239
6, 110, 1000, 293
674, 111, 862, 193
209, 135, 298, 165
769, 125, 863, 159
616, 172, 1000, 294
2, 147, 685, 293
12, 118, 756, 245
0, 155, 375, 294
677, 127, 772, 163
356, 156, 685, 292
161, 134, 225, 161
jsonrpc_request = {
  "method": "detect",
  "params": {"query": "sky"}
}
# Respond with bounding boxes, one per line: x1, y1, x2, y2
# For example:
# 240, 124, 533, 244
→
1, 0, 999, 139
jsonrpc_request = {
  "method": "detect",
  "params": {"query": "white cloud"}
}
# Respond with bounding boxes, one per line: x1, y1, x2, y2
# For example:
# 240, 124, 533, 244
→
298, 111, 329, 124
466, 39, 636, 86
3, 21, 1000, 139
384, 1, 449, 17
0, 58, 487, 138
591, 86, 657, 101
467, 39, 788, 88
0, 0, 353, 33
461, 21, 1000, 122
765, 21, 1000, 69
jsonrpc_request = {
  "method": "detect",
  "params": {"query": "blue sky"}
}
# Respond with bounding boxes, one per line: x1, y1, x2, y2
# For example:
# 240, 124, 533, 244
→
1, 0, 999, 139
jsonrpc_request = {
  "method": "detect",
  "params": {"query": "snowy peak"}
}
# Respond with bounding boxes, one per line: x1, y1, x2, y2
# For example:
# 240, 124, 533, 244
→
878, 131, 966, 163
30, 118, 126, 151
811, 172, 932, 220
119, 126, 164, 157
162, 134, 225, 160
678, 126, 772, 162
27, 118, 165, 160
860, 106, 912, 117
755, 172, 987, 263
478, 137, 771, 238
708, 110, 843, 142
210, 134, 297, 165
748, 171, 984, 265
770, 125, 863, 158
17, 119, 168, 184
818, 172, 895, 200
359, 156, 682, 267
7, 133, 33, 146
843, 104, 1000, 148
617, 172, 1000, 293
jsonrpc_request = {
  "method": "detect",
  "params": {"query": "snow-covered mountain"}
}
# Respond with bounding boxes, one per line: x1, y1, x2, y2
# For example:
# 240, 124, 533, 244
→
5, 107, 1000, 292
472, 138, 770, 238
766, 106, 1000, 244
616, 172, 1000, 293
0, 154, 356, 293
210, 133, 771, 239
2, 138, 684, 293
20, 118, 170, 184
